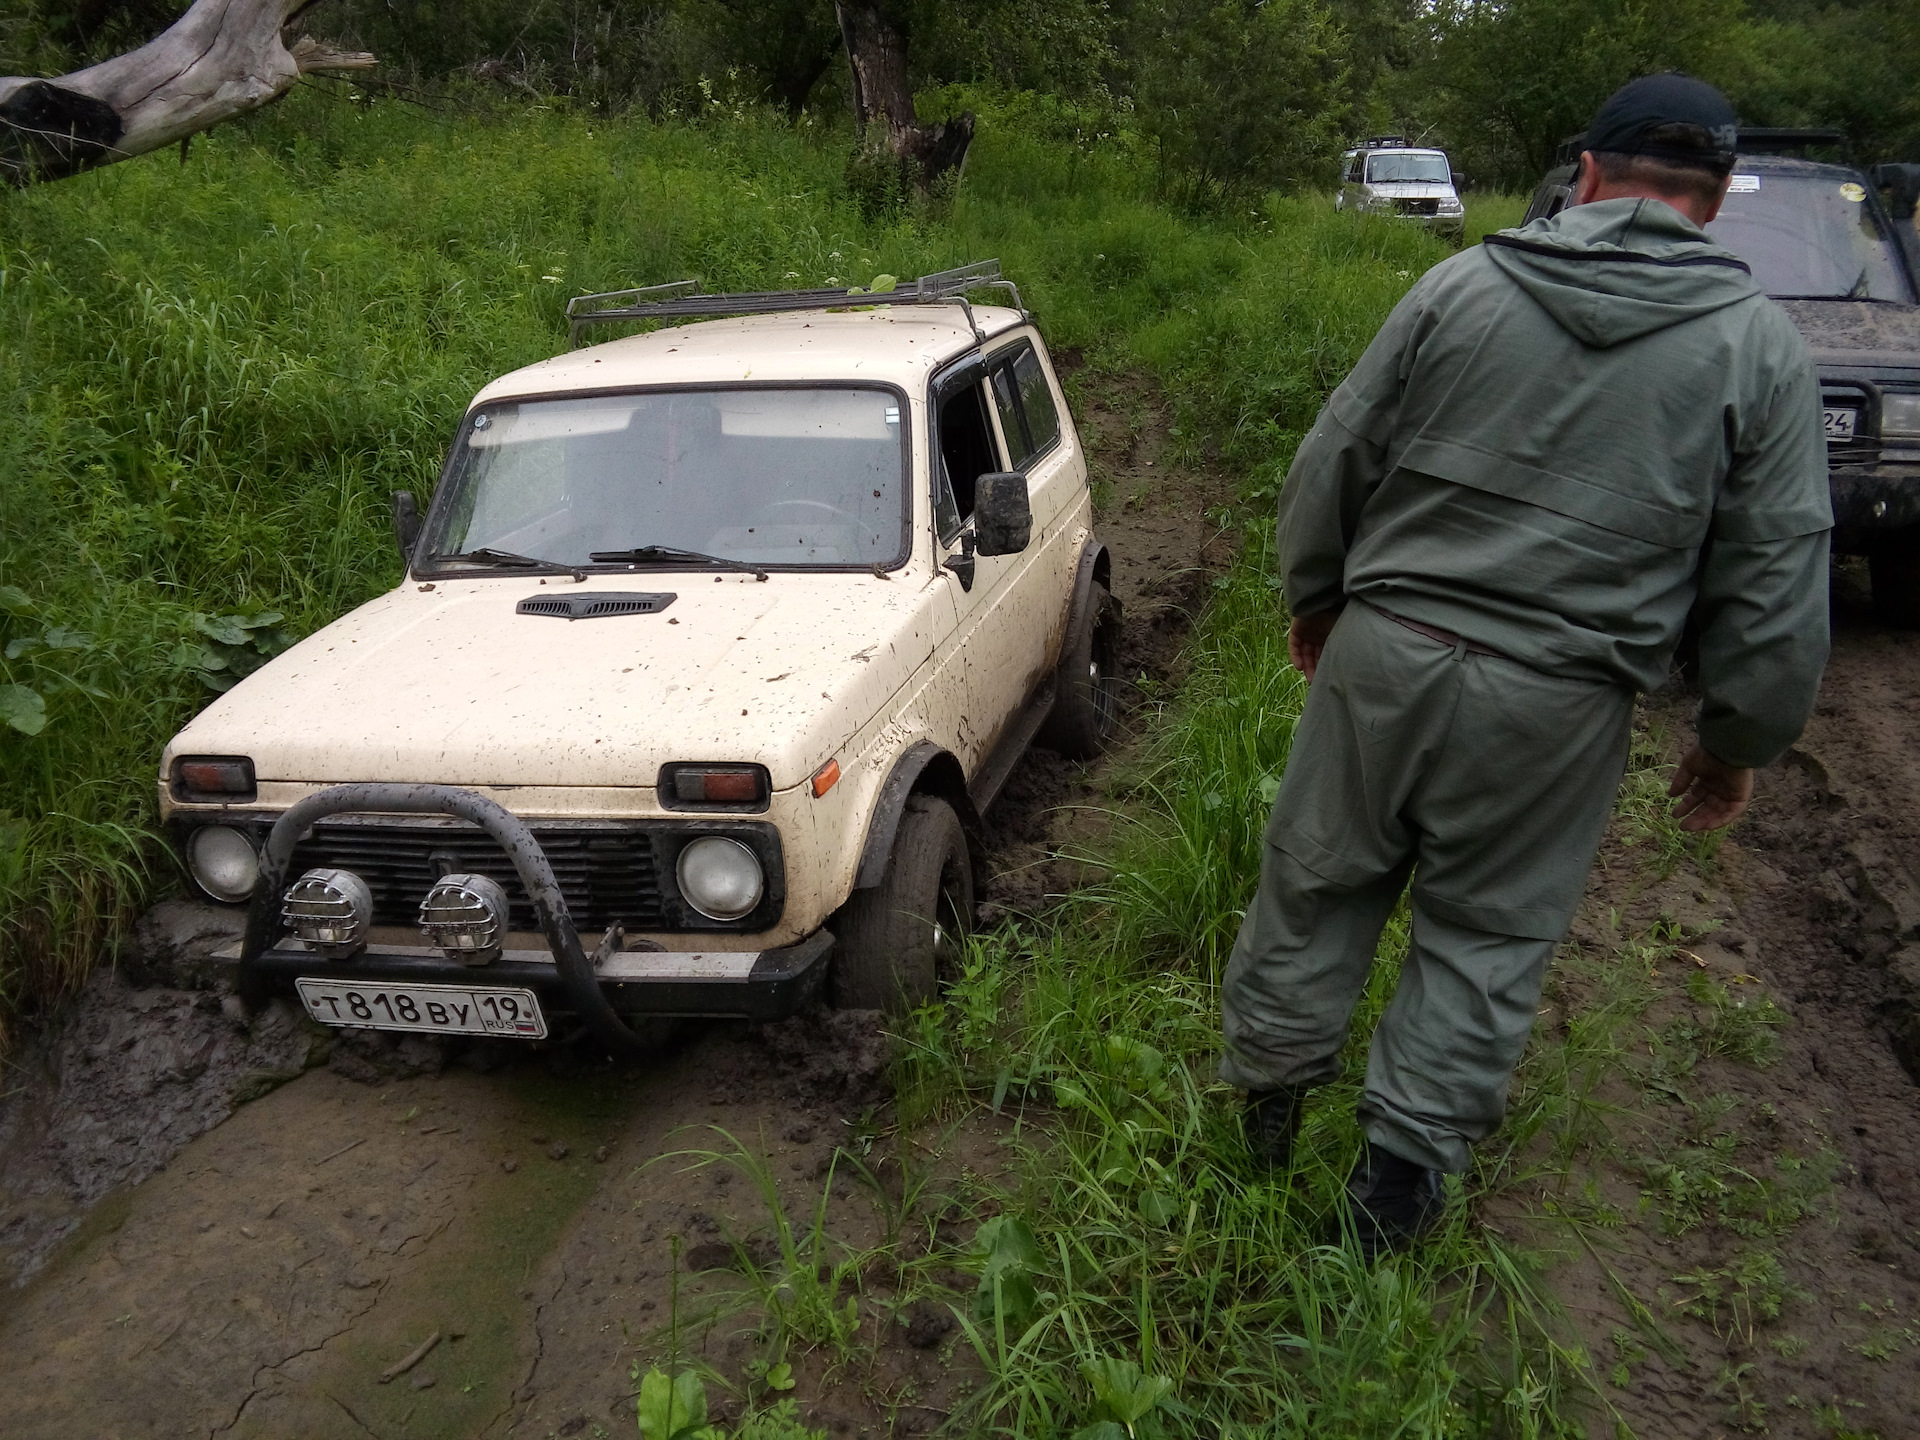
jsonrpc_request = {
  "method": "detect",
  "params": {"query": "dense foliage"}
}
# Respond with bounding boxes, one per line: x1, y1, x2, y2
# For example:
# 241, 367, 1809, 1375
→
4, 0, 1915, 193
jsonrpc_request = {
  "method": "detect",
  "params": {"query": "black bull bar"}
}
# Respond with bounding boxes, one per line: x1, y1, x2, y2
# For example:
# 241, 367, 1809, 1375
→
240, 783, 829, 1051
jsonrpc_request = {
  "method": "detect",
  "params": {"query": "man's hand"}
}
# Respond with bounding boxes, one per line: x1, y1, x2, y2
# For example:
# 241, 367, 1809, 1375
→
1288, 610, 1339, 682
1668, 743, 1754, 832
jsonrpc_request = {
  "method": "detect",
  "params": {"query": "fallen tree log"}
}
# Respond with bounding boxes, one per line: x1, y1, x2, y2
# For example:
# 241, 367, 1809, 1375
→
0, 0, 374, 186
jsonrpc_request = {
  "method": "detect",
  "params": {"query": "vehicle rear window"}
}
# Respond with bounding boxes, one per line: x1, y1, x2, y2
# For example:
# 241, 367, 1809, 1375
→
1708, 170, 1916, 302
426, 386, 909, 571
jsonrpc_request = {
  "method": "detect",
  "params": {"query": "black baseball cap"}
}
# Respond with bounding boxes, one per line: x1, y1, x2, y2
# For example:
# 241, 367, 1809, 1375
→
1586, 73, 1738, 172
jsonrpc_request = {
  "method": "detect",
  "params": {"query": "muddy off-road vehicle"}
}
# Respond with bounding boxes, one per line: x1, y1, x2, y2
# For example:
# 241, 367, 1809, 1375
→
1336, 137, 1466, 244
157, 262, 1118, 1050
1525, 131, 1920, 625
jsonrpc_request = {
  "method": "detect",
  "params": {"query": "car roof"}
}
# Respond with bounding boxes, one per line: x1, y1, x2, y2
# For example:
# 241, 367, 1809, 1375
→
1732, 153, 1869, 182
471, 304, 1026, 405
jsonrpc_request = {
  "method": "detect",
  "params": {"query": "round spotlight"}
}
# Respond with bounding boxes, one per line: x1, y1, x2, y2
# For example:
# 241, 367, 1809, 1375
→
419, 872, 510, 965
675, 836, 764, 921
187, 825, 261, 903
282, 868, 374, 959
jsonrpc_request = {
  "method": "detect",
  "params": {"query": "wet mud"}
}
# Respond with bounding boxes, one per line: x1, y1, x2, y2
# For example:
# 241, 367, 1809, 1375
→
0, 373, 1227, 1437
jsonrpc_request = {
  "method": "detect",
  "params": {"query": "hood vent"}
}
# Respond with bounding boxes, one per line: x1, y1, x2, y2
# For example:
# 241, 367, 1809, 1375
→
517, 591, 678, 620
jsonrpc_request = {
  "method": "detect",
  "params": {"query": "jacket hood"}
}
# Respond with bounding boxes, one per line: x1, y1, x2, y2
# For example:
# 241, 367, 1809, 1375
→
1485, 198, 1762, 348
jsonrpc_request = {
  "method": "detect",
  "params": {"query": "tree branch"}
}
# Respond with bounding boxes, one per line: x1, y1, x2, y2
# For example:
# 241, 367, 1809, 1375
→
0, 0, 373, 186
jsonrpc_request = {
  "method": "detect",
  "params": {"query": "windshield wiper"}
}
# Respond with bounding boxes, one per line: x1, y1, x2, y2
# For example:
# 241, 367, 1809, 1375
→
589, 545, 768, 581
443, 547, 586, 579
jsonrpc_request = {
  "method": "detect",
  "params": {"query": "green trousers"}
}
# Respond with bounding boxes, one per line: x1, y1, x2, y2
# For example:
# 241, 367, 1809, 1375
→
1221, 601, 1634, 1173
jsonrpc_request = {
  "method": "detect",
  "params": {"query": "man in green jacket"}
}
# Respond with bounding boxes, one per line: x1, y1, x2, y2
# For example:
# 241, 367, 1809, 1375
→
1223, 74, 1830, 1253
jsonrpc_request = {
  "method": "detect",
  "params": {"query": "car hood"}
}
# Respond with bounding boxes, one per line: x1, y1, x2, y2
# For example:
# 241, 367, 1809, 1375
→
165, 573, 947, 792
1775, 298, 1920, 373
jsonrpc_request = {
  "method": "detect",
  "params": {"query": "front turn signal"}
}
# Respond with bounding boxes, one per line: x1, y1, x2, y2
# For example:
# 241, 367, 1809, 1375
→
811, 759, 841, 798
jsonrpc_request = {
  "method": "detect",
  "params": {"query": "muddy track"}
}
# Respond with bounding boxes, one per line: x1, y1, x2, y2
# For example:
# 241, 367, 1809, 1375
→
0, 374, 1233, 1439
1527, 564, 1920, 1440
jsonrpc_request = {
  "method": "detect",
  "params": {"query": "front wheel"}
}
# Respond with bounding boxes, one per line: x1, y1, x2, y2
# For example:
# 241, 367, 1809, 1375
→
1039, 581, 1121, 759
830, 795, 972, 1013
1869, 533, 1920, 629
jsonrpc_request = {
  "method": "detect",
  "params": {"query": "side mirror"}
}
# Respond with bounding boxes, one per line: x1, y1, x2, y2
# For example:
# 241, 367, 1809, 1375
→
392, 491, 423, 567
1452, 171, 1467, 192
973, 472, 1032, 557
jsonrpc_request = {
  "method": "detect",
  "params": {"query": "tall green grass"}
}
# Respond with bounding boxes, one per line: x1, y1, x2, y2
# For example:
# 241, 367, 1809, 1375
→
0, 86, 1451, 1034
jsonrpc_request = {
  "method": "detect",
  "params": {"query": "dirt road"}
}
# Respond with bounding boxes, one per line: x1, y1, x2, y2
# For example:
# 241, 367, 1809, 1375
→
0, 377, 1232, 1440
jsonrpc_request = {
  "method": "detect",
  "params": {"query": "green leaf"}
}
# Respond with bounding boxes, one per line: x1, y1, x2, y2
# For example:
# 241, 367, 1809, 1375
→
192, 612, 253, 646
1081, 1357, 1174, 1425
764, 1361, 795, 1391
868, 273, 898, 293
1137, 1189, 1179, 1225
0, 684, 47, 736
170, 641, 225, 672
0, 584, 34, 616
230, 611, 285, 630
3, 637, 36, 660
1256, 773, 1282, 807
974, 1215, 1042, 1277
40, 626, 93, 650
635, 1368, 713, 1440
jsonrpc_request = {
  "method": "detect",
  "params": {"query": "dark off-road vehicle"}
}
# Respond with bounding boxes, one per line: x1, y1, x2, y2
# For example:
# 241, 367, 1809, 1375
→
1526, 131, 1920, 625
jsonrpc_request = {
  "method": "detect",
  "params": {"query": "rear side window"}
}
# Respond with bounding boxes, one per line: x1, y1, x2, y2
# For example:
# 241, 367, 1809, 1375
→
987, 342, 1063, 468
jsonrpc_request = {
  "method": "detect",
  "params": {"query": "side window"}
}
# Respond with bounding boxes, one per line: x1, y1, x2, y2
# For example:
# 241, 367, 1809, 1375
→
1345, 154, 1363, 183
1012, 348, 1061, 456
934, 382, 998, 542
985, 341, 1063, 471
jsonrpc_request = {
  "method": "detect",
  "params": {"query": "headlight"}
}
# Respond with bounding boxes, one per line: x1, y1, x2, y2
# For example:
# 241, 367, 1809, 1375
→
418, 872, 509, 965
1882, 392, 1920, 442
282, 868, 374, 959
1439, 198, 1464, 214
187, 825, 260, 903
675, 836, 764, 921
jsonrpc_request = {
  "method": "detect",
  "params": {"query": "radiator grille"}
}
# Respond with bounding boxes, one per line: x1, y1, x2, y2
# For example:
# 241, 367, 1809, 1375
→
288, 822, 665, 931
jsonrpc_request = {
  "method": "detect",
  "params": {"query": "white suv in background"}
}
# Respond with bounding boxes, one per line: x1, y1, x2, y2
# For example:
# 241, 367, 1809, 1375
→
1337, 137, 1466, 244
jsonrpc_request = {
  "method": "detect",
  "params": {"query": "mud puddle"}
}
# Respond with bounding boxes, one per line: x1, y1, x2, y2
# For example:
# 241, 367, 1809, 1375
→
0, 372, 1227, 1438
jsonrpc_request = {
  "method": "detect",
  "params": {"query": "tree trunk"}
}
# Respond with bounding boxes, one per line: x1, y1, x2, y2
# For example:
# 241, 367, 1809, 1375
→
834, 0, 971, 204
0, 0, 374, 186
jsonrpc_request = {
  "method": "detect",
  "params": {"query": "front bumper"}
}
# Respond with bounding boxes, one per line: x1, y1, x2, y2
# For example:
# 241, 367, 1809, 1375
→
238, 782, 827, 1049
1830, 459, 1920, 549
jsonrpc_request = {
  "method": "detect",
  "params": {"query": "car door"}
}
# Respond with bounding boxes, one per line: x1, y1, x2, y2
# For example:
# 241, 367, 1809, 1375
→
926, 353, 1049, 773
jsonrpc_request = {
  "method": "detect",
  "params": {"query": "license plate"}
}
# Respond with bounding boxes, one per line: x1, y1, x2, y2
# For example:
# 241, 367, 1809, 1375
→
295, 978, 548, 1038
1823, 406, 1858, 442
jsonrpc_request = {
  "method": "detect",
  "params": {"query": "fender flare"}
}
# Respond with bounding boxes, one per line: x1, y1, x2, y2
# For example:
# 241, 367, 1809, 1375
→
852, 740, 979, 890
1055, 539, 1115, 673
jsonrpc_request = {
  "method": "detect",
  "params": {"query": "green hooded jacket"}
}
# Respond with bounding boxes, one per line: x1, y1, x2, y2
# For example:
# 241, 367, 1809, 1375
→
1278, 197, 1831, 768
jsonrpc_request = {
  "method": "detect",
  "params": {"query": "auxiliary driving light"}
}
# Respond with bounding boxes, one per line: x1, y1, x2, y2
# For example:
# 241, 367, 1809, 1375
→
187, 824, 261, 903
418, 872, 510, 965
675, 836, 764, 921
281, 868, 374, 959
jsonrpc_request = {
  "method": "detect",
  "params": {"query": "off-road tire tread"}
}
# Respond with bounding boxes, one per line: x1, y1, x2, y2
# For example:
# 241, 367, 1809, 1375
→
1039, 580, 1119, 759
1869, 535, 1920, 629
831, 795, 971, 1013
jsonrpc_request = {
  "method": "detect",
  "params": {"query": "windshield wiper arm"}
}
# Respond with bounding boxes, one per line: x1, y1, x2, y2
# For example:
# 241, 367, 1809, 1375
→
589, 545, 768, 581
444, 547, 585, 579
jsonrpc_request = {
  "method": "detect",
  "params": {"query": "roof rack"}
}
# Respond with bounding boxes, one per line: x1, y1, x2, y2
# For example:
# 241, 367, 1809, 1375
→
564, 260, 1024, 347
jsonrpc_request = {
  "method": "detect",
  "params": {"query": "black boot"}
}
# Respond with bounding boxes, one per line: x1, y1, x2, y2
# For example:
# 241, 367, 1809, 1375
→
1345, 1142, 1446, 1257
1242, 1087, 1307, 1171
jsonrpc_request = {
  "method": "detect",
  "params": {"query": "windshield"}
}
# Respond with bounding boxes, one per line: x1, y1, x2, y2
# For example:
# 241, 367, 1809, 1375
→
1367, 153, 1450, 184
1706, 170, 1916, 302
424, 386, 909, 571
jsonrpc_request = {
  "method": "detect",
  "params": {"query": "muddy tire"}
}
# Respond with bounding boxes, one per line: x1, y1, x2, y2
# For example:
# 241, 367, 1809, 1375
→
1869, 534, 1920, 629
1038, 581, 1120, 759
830, 796, 972, 1013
